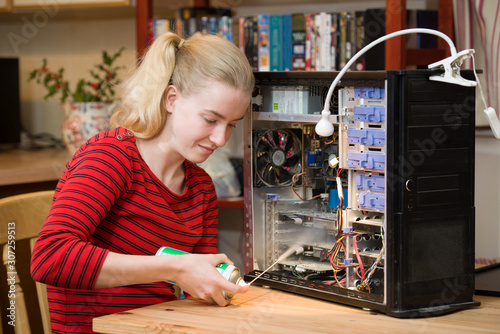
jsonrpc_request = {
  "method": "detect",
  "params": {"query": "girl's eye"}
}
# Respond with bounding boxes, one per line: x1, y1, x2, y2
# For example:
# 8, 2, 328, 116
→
229, 123, 237, 129
204, 117, 216, 124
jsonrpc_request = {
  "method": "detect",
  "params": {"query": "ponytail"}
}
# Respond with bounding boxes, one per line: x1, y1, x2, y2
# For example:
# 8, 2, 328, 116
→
111, 32, 182, 138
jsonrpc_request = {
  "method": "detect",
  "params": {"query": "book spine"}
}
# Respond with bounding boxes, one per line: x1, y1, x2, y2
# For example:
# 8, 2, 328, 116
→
346, 11, 355, 68
154, 19, 164, 38
310, 13, 317, 70
228, 16, 234, 43
325, 13, 332, 71
188, 17, 197, 36
209, 16, 217, 35
354, 11, 365, 71
179, 7, 191, 38
343, 12, 352, 68
251, 16, 259, 71
244, 16, 255, 69
270, 15, 283, 71
320, 12, 332, 71
291, 13, 306, 71
305, 13, 312, 71
339, 12, 347, 68
258, 14, 270, 71
314, 13, 321, 70
282, 14, 293, 71
200, 16, 209, 34
219, 16, 229, 40
239, 16, 246, 54
175, 18, 184, 38
232, 16, 239, 47
331, 12, 339, 71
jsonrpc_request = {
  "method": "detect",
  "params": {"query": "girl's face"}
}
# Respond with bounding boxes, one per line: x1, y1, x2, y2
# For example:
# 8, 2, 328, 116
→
164, 80, 250, 164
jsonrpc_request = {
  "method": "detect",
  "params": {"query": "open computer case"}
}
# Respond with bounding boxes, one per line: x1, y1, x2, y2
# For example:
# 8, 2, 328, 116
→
243, 70, 479, 317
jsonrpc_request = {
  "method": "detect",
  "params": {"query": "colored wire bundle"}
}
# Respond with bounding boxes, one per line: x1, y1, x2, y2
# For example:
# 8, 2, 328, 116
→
328, 233, 353, 287
291, 172, 322, 201
324, 132, 338, 145
357, 227, 385, 292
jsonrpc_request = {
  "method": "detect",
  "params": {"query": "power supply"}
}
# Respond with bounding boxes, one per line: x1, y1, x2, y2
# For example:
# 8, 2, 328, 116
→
243, 70, 479, 317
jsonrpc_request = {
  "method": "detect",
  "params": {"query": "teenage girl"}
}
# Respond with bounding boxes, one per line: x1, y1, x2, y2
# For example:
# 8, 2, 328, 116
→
31, 32, 255, 333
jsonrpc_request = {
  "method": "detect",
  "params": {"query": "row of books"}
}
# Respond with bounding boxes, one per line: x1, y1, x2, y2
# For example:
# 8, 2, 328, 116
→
149, 7, 437, 72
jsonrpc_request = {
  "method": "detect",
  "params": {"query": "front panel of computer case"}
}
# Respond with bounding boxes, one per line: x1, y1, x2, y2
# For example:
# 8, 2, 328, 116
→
243, 70, 479, 317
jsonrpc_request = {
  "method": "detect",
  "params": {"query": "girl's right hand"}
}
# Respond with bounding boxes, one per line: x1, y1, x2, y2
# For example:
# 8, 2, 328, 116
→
167, 253, 248, 306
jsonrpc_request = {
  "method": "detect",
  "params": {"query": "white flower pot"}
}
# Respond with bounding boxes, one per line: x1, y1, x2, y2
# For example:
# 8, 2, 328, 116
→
61, 102, 118, 155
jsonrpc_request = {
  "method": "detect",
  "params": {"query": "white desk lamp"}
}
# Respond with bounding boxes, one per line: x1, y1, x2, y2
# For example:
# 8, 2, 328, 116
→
315, 28, 500, 139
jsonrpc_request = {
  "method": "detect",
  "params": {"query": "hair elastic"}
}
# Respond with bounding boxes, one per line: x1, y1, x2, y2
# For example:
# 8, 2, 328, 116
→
177, 39, 185, 50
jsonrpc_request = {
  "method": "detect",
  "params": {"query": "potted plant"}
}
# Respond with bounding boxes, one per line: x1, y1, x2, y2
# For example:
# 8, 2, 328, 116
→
28, 47, 125, 154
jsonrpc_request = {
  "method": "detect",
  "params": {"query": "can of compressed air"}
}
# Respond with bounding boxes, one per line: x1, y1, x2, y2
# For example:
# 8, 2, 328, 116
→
156, 246, 247, 299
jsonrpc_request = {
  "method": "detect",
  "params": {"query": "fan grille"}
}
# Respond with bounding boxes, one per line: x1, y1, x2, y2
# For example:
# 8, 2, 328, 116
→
254, 129, 302, 187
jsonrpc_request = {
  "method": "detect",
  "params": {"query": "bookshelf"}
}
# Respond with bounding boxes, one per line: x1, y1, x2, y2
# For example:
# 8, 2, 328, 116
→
136, 0, 455, 69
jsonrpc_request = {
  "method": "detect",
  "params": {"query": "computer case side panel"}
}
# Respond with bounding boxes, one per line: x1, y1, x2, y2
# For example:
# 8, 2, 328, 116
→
385, 70, 478, 316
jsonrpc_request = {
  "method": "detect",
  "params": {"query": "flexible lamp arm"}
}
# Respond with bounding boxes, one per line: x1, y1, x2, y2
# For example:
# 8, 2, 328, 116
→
315, 28, 461, 137
316, 27, 500, 139
322, 28, 456, 113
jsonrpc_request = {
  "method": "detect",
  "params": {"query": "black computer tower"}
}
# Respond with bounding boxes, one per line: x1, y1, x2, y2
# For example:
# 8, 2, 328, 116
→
243, 70, 479, 317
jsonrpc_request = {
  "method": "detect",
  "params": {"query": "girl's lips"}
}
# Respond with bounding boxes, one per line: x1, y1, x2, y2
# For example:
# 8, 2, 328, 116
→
199, 144, 215, 154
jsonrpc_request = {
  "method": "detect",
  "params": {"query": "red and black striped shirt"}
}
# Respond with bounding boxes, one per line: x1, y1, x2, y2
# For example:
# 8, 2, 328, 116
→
31, 127, 219, 333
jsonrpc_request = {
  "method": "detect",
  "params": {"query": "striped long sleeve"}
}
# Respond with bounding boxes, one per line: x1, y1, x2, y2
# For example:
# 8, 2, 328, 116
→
30, 127, 219, 333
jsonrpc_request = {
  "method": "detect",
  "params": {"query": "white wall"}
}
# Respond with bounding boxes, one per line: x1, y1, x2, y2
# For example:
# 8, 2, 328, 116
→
475, 133, 500, 260
0, 13, 136, 140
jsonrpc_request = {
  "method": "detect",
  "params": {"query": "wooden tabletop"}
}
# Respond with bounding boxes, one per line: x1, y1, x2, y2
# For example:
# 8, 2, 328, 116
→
93, 286, 500, 334
0, 148, 70, 186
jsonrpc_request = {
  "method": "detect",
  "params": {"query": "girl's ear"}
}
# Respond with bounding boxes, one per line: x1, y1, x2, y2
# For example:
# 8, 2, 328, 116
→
164, 85, 179, 113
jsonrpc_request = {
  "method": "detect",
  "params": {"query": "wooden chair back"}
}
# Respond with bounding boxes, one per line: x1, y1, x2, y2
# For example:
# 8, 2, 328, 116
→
0, 190, 54, 334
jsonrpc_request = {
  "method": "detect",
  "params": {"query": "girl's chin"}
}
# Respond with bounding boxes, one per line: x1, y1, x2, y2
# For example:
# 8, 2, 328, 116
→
190, 153, 210, 164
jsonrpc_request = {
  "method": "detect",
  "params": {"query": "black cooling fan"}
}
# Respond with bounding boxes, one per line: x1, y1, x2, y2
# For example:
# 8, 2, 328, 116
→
254, 129, 302, 186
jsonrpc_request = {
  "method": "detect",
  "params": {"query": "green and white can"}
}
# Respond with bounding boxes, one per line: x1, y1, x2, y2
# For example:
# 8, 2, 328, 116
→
156, 246, 247, 299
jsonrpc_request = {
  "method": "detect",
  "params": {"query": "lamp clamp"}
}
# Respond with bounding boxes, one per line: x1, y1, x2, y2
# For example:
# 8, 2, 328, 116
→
428, 49, 477, 87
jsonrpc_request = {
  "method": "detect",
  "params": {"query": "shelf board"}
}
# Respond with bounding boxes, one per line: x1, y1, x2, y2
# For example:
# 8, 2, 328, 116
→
0, 5, 135, 22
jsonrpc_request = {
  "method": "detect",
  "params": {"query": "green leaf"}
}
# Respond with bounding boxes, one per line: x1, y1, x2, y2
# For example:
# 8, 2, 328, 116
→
48, 85, 56, 95
28, 69, 37, 81
76, 79, 85, 90
43, 74, 52, 85
72, 91, 84, 102
103, 50, 112, 66
111, 47, 125, 62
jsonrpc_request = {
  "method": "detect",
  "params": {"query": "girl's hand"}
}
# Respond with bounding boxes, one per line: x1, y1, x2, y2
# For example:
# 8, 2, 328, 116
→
169, 253, 249, 306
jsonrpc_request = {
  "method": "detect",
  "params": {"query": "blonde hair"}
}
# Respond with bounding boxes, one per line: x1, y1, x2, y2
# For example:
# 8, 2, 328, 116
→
111, 32, 255, 139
